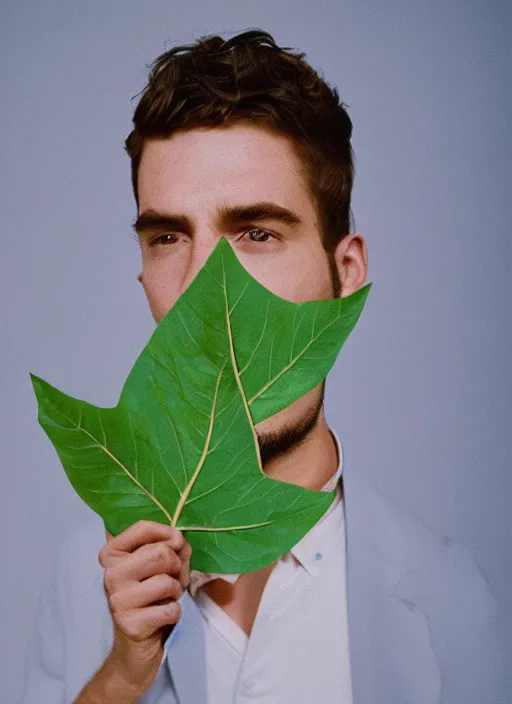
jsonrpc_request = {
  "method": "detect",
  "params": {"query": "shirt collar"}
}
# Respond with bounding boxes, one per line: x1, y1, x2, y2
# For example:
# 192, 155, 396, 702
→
288, 427, 343, 577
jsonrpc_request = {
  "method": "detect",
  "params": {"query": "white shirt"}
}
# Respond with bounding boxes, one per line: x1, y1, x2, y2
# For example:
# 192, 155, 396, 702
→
141, 429, 353, 704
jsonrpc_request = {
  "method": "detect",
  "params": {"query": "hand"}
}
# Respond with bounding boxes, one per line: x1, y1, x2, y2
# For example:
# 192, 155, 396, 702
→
98, 520, 192, 696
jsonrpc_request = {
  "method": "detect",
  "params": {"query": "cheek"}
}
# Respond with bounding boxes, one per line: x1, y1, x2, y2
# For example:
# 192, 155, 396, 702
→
243, 252, 331, 303
142, 272, 180, 324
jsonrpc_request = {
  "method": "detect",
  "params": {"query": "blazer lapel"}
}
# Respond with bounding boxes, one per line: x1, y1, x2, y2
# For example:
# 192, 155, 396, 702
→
341, 473, 442, 704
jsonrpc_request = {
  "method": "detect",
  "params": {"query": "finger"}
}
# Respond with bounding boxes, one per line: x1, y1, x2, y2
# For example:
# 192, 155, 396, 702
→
177, 542, 192, 589
115, 601, 182, 641
99, 521, 185, 566
106, 542, 182, 587
108, 521, 185, 552
109, 574, 183, 612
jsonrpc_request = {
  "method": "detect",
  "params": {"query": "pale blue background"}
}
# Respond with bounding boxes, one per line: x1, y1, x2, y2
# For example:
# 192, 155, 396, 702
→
2, 1, 510, 700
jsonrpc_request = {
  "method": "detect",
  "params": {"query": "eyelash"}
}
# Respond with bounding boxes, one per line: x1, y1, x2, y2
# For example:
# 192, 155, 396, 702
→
148, 229, 275, 247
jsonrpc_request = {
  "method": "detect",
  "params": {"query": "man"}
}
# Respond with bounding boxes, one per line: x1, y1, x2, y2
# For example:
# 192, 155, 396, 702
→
21, 29, 503, 704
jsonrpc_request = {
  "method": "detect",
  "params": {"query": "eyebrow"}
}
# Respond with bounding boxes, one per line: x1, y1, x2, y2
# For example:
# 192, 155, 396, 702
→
131, 201, 303, 236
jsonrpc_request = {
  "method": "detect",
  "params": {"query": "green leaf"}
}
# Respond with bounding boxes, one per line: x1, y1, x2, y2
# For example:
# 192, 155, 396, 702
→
31, 238, 371, 573
204, 240, 372, 424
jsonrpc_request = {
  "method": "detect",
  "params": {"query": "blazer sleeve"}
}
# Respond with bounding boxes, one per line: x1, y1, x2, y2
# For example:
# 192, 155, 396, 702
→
19, 546, 67, 704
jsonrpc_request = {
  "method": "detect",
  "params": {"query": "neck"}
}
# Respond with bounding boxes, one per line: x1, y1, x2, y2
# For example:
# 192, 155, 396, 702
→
261, 408, 339, 491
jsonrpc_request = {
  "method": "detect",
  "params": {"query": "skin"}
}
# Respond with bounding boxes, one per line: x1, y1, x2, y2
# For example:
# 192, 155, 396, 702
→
135, 121, 368, 494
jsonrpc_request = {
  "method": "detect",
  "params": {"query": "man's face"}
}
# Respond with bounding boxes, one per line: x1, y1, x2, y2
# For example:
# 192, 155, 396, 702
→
135, 122, 365, 469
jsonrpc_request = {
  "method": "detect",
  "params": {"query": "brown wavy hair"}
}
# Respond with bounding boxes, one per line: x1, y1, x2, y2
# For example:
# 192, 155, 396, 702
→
124, 29, 355, 259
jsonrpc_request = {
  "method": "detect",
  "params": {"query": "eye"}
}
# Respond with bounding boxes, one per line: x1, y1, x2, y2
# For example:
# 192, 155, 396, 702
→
149, 233, 177, 247
243, 228, 274, 243
148, 229, 275, 247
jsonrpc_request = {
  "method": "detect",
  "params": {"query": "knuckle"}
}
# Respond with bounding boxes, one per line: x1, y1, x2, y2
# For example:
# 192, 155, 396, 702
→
103, 568, 116, 594
97, 547, 106, 567
170, 528, 185, 549
113, 611, 129, 634
149, 544, 180, 574
148, 545, 168, 565
108, 591, 123, 613
120, 618, 141, 641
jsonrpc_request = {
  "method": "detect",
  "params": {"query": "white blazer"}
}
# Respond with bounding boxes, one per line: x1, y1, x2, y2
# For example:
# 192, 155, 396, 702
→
20, 470, 505, 703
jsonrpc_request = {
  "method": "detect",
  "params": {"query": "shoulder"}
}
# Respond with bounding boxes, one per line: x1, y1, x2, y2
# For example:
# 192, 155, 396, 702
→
354, 488, 499, 621
370, 490, 497, 606
368, 490, 505, 697
346, 481, 497, 604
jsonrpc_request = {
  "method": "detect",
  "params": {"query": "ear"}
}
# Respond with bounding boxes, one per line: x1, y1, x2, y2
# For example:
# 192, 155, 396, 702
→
332, 233, 368, 297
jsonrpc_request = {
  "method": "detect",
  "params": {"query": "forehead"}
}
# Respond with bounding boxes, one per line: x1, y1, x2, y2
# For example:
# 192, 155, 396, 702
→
137, 122, 314, 216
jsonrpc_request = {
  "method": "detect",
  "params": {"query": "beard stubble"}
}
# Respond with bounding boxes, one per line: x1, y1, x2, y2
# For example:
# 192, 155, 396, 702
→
256, 380, 325, 467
